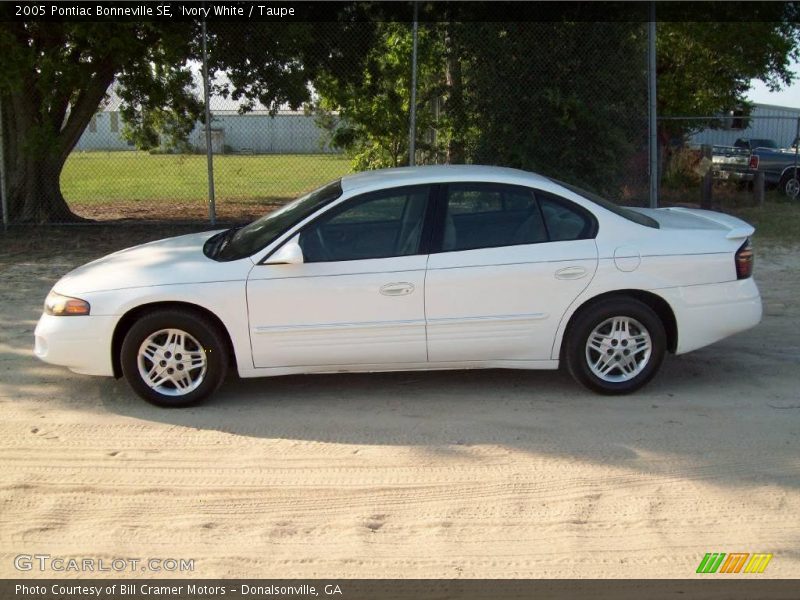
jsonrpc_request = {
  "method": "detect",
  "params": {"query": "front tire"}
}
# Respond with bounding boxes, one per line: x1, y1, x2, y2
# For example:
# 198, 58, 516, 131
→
120, 309, 228, 407
565, 298, 666, 395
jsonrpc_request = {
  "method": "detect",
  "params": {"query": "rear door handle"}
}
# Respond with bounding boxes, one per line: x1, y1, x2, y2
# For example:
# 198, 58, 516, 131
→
555, 266, 587, 280
380, 282, 415, 296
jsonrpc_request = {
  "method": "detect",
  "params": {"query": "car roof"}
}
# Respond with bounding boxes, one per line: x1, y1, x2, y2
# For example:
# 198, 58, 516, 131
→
340, 165, 551, 193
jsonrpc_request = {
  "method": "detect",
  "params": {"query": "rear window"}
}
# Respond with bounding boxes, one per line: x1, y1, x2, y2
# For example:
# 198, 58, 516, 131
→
735, 138, 777, 150
551, 179, 660, 229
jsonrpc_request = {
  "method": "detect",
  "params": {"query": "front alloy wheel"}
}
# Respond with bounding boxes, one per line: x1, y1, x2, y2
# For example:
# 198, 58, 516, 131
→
121, 309, 228, 407
566, 298, 666, 394
137, 328, 208, 397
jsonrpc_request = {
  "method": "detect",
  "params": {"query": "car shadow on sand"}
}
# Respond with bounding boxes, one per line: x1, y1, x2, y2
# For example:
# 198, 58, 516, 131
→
3, 318, 798, 494
89, 342, 800, 493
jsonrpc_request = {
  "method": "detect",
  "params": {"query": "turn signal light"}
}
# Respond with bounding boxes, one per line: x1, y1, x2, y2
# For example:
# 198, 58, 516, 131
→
44, 291, 91, 316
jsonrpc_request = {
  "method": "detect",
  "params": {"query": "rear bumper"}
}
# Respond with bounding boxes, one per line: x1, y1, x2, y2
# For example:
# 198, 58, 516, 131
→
713, 169, 754, 182
660, 278, 762, 355
34, 313, 117, 376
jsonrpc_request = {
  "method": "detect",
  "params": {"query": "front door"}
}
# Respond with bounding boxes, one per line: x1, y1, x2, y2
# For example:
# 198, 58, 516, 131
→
247, 185, 432, 368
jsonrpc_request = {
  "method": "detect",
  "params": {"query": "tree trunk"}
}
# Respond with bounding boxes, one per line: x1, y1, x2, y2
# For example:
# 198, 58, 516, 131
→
444, 21, 466, 164
2, 91, 84, 223
6, 149, 79, 223
2, 54, 114, 223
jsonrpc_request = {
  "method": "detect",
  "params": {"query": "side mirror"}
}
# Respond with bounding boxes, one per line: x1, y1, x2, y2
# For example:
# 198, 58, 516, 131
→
264, 237, 304, 265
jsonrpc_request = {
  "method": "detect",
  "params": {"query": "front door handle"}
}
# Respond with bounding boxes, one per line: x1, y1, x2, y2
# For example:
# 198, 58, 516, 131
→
380, 282, 415, 296
555, 266, 587, 280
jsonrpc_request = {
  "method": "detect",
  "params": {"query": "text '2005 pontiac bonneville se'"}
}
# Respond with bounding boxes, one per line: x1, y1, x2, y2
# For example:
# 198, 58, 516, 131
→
35, 165, 761, 406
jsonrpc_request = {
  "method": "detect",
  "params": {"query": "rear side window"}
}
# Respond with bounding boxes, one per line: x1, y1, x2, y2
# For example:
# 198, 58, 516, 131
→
436, 183, 596, 253
441, 183, 547, 252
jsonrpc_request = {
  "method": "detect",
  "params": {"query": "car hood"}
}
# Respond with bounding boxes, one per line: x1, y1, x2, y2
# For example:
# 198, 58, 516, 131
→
55, 231, 254, 295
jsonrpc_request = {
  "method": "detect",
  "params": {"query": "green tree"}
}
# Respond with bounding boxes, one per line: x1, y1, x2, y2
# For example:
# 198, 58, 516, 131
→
0, 18, 372, 222
315, 9, 799, 199
312, 21, 443, 170
657, 18, 799, 140
654, 9, 799, 198
0, 22, 201, 221
657, 3, 798, 132
3, 8, 797, 222
458, 21, 648, 194
314, 20, 653, 192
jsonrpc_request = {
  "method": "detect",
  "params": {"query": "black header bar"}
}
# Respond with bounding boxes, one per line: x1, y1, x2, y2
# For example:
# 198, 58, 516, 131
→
2, 1, 797, 23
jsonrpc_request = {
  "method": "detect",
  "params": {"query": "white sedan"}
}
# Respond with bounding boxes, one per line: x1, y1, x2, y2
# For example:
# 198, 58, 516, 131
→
35, 166, 762, 406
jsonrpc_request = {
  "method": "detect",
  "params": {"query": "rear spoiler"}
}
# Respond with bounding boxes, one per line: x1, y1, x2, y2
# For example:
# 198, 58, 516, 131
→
661, 207, 755, 240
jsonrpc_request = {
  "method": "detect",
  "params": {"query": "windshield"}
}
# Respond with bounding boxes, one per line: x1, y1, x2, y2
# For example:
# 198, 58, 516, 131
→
552, 179, 659, 229
214, 180, 343, 261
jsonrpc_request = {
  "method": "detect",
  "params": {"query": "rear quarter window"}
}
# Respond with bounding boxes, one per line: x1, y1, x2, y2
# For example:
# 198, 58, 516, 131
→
537, 191, 598, 241
552, 179, 659, 229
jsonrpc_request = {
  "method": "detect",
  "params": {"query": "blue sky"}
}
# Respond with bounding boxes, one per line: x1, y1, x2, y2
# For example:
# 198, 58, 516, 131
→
746, 58, 800, 108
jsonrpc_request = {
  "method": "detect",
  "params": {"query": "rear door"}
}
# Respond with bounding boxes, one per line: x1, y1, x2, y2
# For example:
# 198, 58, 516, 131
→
425, 183, 599, 362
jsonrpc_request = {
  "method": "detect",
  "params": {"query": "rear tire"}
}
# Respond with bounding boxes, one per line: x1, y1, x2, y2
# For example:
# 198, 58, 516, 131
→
120, 309, 228, 407
565, 298, 666, 395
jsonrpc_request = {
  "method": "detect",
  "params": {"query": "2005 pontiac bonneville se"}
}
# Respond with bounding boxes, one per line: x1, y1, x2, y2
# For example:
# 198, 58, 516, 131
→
34, 166, 762, 406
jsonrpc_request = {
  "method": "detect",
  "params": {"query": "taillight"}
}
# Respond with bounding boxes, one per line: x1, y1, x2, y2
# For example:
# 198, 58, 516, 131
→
735, 239, 754, 279
749, 154, 759, 169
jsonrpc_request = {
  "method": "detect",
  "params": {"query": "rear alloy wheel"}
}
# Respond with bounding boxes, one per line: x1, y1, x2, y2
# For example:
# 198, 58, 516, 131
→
780, 170, 800, 199
121, 309, 228, 407
565, 298, 666, 394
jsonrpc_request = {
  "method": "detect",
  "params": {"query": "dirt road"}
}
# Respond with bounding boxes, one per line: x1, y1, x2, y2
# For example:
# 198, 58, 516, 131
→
1, 229, 798, 578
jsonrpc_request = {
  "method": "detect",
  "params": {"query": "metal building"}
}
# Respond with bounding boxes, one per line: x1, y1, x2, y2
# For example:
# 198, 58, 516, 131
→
73, 109, 339, 154
689, 103, 800, 148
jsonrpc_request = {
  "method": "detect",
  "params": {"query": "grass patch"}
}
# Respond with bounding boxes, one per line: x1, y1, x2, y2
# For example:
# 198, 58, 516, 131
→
728, 200, 800, 243
61, 151, 352, 205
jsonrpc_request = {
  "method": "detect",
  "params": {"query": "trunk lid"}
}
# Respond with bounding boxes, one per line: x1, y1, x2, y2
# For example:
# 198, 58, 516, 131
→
628, 207, 754, 240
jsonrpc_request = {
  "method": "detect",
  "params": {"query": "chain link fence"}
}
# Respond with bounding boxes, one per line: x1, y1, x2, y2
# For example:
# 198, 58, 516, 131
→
63, 108, 350, 222
4, 18, 653, 225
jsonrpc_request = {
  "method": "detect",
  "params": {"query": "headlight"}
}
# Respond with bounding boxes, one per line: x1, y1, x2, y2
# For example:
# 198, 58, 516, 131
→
44, 291, 90, 316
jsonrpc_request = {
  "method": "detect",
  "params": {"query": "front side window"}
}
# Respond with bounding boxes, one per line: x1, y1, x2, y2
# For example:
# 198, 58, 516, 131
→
213, 180, 343, 261
299, 185, 430, 263
441, 183, 547, 252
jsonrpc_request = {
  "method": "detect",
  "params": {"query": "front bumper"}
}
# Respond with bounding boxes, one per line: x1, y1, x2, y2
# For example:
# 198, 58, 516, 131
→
659, 278, 762, 355
34, 313, 118, 376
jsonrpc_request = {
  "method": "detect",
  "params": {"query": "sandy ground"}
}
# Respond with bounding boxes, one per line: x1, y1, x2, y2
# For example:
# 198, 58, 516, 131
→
0, 230, 798, 579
